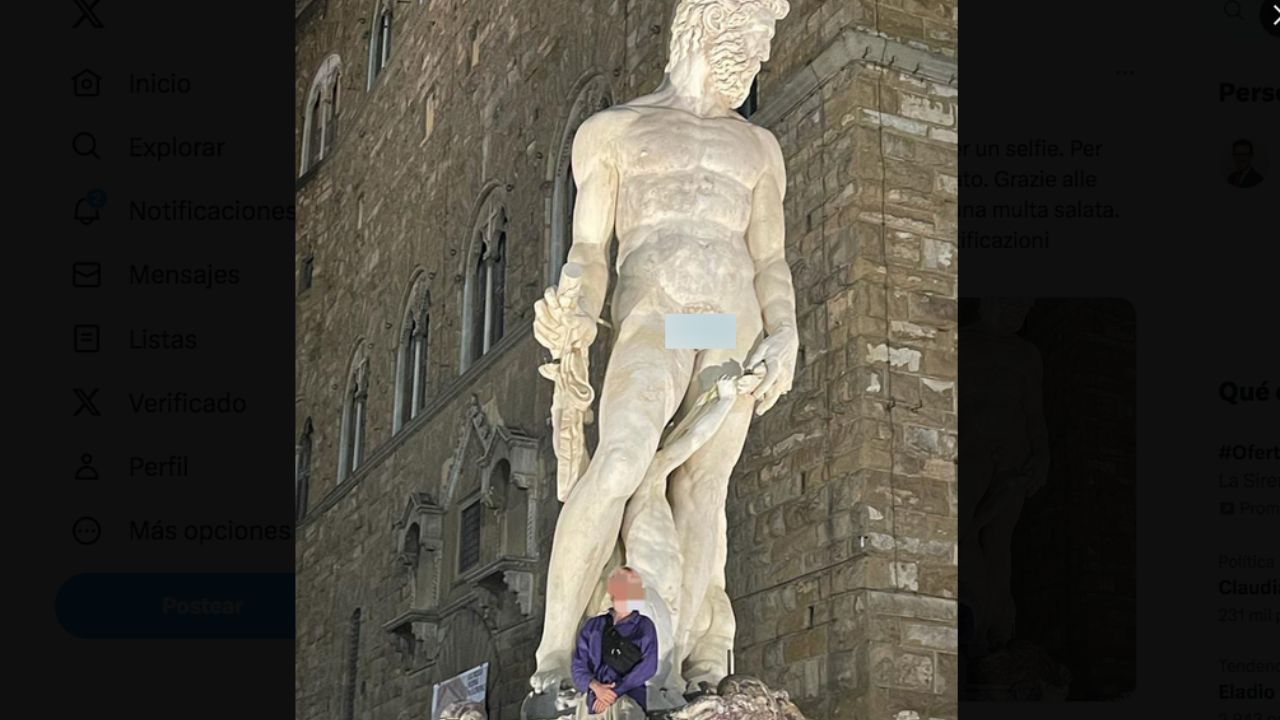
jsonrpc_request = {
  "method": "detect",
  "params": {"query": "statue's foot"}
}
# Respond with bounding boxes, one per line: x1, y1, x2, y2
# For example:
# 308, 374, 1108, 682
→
529, 652, 573, 694
684, 679, 716, 698
683, 664, 727, 692
646, 674, 690, 712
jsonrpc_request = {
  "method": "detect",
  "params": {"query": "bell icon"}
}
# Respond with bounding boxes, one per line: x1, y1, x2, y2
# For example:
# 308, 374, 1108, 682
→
75, 197, 101, 225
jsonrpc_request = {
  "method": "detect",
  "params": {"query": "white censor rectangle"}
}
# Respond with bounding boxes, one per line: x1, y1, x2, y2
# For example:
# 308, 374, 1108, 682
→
664, 313, 736, 349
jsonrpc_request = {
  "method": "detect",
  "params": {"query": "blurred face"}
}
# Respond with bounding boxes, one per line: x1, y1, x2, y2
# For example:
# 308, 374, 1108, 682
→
608, 568, 646, 615
708, 12, 777, 107
1233, 143, 1253, 171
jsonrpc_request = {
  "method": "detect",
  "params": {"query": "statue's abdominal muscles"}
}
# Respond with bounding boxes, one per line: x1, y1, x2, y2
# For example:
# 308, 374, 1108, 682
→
614, 118, 762, 311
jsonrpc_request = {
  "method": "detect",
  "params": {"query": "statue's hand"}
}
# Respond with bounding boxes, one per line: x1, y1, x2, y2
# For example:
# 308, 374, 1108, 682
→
714, 374, 740, 399
533, 285, 597, 356
744, 326, 799, 416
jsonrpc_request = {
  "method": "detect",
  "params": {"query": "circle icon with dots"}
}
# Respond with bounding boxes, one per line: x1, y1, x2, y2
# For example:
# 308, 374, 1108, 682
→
72, 517, 102, 545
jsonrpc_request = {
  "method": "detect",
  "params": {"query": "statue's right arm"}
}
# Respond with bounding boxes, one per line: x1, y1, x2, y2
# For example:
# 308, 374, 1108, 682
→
563, 111, 624, 321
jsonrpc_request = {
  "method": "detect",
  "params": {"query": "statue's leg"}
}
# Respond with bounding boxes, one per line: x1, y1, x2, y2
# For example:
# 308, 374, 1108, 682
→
668, 310, 763, 687
532, 312, 694, 691
682, 582, 736, 687
621, 471, 685, 708
669, 396, 754, 686
978, 485, 1026, 649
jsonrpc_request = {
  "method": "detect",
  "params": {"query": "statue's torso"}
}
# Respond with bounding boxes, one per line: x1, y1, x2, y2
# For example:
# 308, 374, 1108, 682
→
608, 106, 769, 316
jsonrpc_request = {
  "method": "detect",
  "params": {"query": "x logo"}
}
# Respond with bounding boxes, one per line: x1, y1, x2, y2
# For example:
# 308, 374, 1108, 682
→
72, 0, 103, 29
74, 388, 101, 416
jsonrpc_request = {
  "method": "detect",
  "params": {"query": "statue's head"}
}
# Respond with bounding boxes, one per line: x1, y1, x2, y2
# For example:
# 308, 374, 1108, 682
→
666, 0, 791, 108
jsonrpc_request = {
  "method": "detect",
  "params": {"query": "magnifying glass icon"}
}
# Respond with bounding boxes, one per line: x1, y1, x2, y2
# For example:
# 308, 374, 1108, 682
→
72, 132, 100, 159
1223, 0, 1243, 19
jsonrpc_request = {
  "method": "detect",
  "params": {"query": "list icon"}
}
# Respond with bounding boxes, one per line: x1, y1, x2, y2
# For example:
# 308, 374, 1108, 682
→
74, 325, 100, 353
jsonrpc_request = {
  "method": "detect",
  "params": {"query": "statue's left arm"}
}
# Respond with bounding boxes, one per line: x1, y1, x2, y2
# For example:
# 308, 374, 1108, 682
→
744, 127, 798, 416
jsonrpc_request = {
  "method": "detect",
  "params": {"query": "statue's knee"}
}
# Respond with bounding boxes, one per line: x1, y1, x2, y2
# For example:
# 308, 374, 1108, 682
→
592, 443, 649, 501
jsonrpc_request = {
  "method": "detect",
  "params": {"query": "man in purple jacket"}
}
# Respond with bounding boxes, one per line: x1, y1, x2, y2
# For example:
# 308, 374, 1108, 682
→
571, 567, 659, 717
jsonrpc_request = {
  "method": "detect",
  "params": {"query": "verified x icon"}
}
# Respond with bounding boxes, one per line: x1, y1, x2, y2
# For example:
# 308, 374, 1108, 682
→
74, 388, 101, 416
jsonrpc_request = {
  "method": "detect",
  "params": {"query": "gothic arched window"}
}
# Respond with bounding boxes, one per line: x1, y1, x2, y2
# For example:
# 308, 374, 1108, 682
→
461, 199, 508, 370
549, 77, 613, 284
324, 76, 340, 150
394, 274, 431, 430
296, 418, 313, 521
338, 350, 369, 480
300, 54, 342, 176
306, 93, 323, 168
368, 3, 393, 87
458, 501, 482, 573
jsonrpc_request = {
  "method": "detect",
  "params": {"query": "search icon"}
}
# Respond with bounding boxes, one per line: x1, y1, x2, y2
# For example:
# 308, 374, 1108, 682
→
72, 132, 100, 159
1224, 0, 1243, 18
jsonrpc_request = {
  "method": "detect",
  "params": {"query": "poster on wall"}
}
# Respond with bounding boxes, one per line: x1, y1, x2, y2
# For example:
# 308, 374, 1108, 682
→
430, 662, 488, 720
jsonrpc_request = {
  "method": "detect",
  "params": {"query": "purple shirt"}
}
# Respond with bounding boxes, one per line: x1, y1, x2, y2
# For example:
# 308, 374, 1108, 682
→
571, 610, 658, 713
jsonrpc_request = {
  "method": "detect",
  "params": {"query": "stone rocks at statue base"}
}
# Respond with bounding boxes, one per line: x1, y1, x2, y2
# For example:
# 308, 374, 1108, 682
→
522, 676, 806, 720
962, 639, 1071, 701
439, 700, 488, 720
521, 684, 580, 720
667, 676, 807, 720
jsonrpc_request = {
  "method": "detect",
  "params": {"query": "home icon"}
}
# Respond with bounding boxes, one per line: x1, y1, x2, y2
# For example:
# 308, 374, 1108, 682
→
72, 69, 101, 97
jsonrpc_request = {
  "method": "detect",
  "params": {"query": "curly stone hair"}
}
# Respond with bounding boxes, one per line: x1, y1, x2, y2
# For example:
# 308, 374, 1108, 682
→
665, 0, 791, 75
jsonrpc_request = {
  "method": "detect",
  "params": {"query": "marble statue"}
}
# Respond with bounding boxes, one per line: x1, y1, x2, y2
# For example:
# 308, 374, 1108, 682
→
530, 0, 796, 709
958, 298, 1050, 659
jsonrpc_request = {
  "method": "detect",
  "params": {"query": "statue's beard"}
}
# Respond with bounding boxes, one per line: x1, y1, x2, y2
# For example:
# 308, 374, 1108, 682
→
708, 37, 758, 107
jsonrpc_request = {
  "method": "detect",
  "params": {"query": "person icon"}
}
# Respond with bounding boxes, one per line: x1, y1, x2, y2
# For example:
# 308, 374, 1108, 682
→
1226, 139, 1264, 188
76, 454, 99, 480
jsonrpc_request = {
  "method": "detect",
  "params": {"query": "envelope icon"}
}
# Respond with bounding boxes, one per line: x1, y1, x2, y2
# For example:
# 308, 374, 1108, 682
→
73, 262, 102, 288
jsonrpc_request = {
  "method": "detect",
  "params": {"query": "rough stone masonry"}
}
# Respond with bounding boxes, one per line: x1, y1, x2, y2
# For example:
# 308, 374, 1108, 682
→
294, 1, 958, 719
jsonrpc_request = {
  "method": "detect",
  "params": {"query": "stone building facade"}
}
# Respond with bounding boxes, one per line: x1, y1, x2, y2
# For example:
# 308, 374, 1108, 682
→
294, 2, 959, 720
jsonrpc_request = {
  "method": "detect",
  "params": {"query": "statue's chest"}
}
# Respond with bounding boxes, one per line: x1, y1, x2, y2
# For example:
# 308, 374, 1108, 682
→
619, 121, 758, 184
